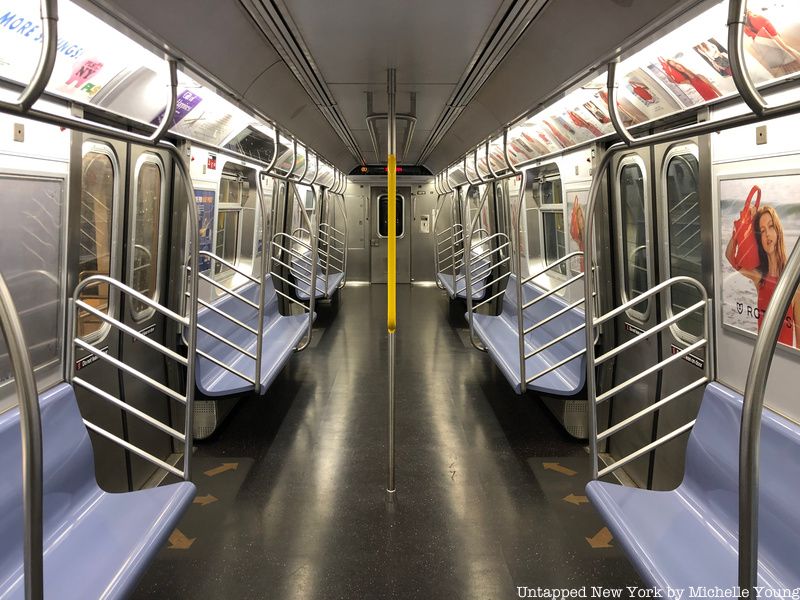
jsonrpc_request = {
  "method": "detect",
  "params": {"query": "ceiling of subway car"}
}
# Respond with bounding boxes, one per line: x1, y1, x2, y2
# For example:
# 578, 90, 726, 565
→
87, 0, 702, 173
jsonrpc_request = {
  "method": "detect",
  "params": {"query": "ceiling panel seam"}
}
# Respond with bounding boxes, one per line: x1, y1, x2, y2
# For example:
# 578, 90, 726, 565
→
416, 0, 550, 166
243, 58, 284, 96
238, 0, 366, 163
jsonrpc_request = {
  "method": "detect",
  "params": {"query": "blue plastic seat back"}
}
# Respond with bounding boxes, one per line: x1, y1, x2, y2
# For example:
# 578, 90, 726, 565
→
518, 280, 585, 356
682, 383, 800, 581
0, 384, 99, 587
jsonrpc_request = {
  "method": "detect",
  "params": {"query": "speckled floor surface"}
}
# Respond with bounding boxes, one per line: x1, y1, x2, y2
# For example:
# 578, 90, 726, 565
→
132, 285, 640, 599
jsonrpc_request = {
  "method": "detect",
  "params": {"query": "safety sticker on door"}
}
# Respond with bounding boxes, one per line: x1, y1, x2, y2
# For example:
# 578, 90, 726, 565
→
624, 322, 644, 335
75, 345, 109, 371
133, 324, 156, 342
670, 344, 704, 370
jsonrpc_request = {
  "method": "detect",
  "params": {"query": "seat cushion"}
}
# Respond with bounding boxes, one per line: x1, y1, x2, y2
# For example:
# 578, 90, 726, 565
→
587, 383, 800, 591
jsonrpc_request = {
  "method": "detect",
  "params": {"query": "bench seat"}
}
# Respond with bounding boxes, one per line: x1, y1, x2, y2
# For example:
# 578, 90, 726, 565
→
586, 383, 800, 591
0, 383, 195, 599
196, 276, 312, 396
470, 275, 585, 395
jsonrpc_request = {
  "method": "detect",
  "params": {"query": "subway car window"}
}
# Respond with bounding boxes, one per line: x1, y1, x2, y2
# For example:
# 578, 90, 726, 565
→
665, 152, 703, 339
78, 149, 115, 338
215, 173, 248, 278
378, 194, 404, 237
619, 162, 649, 316
0, 175, 65, 409
130, 159, 163, 319
536, 173, 566, 274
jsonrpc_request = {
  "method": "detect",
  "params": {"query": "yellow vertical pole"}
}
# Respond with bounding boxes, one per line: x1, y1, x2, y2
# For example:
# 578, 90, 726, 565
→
387, 67, 397, 498
387, 153, 396, 333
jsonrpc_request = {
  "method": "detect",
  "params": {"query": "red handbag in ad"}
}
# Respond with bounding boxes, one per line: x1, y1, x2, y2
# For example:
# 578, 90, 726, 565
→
733, 185, 762, 270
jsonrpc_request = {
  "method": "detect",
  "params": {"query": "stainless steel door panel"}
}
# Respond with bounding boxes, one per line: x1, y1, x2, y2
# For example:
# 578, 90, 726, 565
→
650, 138, 711, 490
69, 135, 129, 492
120, 145, 173, 489
608, 149, 658, 488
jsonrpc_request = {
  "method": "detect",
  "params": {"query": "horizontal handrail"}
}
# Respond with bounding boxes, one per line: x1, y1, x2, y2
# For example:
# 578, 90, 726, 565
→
598, 420, 696, 479
594, 276, 707, 327
198, 251, 260, 284
472, 276, 512, 311
523, 296, 590, 335
84, 420, 183, 479
594, 299, 706, 366
197, 323, 257, 360
526, 348, 586, 384
195, 349, 256, 384
596, 338, 707, 405
193, 271, 260, 310
597, 376, 708, 442
75, 300, 187, 366
75, 275, 188, 325
522, 252, 584, 285
524, 322, 585, 360
522, 273, 584, 310
73, 377, 185, 442
74, 338, 187, 404
191, 295, 258, 335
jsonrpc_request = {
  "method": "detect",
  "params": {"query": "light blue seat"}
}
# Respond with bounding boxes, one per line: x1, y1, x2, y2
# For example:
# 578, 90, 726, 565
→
470, 275, 585, 395
291, 255, 343, 300
0, 383, 195, 599
586, 383, 800, 591
195, 276, 311, 396
437, 256, 491, 301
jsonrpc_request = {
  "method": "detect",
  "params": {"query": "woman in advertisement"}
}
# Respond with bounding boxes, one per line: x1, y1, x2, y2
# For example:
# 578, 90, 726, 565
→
725, 202, 800, 347
658, 57, 721, 101
744, 9, 800, 77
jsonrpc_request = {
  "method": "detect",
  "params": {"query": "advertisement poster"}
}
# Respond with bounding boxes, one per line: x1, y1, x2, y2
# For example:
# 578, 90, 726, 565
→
195, 189, 216, 273
151, 89, 202, 128
566, 189, 591, 276
742, 4, 800, 80
622, 68, 682, 120
720, 174, 800, 349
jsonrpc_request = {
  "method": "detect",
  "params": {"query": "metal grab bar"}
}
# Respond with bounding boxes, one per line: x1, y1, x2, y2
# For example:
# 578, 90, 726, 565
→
522, 251, 585, 285
17, 0, 57, 113
67, 276, 196, 485
198, 251, 261, 284
0, 272, 43, 600
269, 227, 318, 351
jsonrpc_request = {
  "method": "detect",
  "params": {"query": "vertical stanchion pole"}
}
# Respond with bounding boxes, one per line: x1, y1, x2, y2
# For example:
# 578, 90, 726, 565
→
387, 68, 397, 499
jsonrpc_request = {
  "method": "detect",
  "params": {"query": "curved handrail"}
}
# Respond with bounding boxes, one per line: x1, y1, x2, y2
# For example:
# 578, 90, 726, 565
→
148, 59, 178, 145
463, 155, 478, 186
728, 0, 767, 117
17, 0, 57, 113
473, 146, 486, 184
486, 139, 499, 180
503, 128, 519, 174
0, 272, 43, 600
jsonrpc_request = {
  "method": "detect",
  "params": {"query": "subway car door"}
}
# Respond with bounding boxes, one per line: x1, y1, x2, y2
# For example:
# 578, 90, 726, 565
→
119, 147, 174, 488
607, 150, 659, 488
71, 137, 129, 492
650, 139, 711, 489
370, 185, 411, 283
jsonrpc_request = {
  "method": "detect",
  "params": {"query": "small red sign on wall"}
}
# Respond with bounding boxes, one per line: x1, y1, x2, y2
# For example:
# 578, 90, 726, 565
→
207, 154, 217, 170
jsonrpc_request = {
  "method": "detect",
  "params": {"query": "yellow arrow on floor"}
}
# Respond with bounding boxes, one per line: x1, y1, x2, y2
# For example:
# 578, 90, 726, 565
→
563, 493, 589, 506
193, 494, 218, 506
168, 529, 196, 550
542, 462, 577, 476
586, 527, 613, 549
204, 462, 238, 477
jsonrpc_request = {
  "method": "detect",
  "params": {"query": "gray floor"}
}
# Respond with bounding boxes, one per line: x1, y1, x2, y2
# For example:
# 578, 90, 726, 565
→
133, 285, 640, 599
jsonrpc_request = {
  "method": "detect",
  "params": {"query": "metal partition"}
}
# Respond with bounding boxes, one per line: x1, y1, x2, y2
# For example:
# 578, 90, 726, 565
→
68, 277, 194, 479
586, 277, 712, 478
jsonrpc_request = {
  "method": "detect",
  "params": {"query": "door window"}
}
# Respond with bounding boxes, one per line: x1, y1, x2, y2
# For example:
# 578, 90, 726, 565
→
618, 159, 651, 317
377, 194, 404, 238
130, 156, 164, 320
664, 149, 703, 339
79, 146, 116, 339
